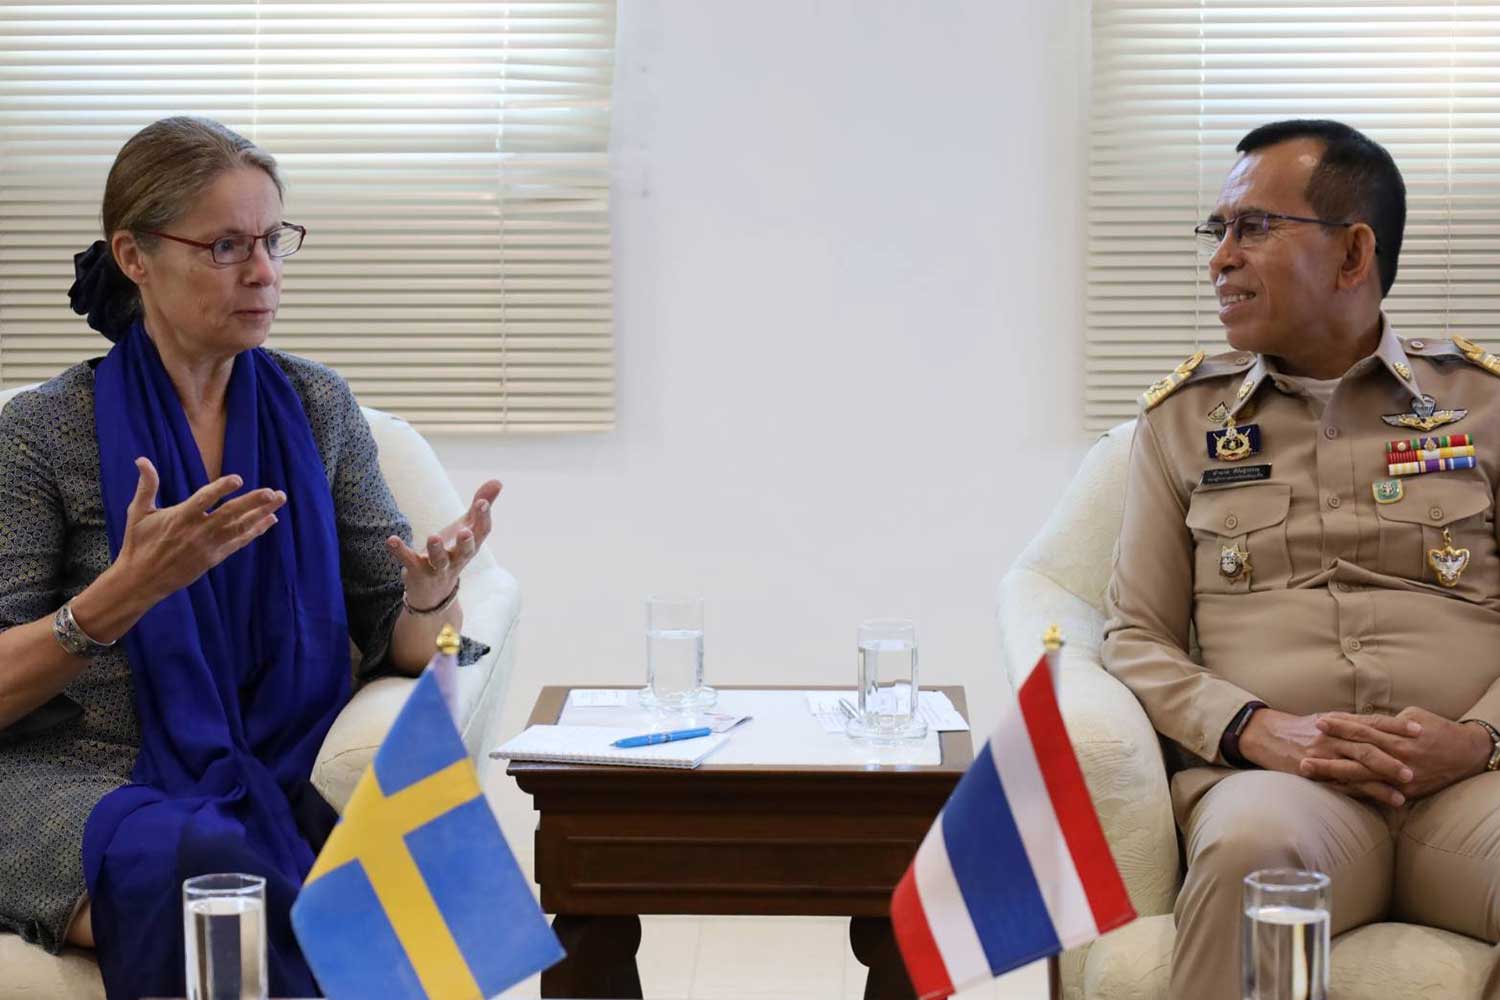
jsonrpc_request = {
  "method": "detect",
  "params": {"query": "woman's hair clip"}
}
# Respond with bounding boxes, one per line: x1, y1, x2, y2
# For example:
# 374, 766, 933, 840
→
68, 240, 137, 343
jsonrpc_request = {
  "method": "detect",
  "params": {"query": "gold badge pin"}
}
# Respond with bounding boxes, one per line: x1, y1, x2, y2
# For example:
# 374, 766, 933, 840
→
1219, 542, 1252, 583
1206, 415, 1262, 462
1428, 527, 1470, 588
1394, 361, 1413, 381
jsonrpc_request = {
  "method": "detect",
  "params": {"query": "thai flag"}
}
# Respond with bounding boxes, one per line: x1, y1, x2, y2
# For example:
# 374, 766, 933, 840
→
890, 644, 1136, 999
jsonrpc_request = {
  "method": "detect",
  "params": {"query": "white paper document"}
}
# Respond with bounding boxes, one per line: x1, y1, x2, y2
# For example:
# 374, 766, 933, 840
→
490, 724, 728, 768
566, 688, 634, 708
805, 690, 970, 734
550, 689, 945, 767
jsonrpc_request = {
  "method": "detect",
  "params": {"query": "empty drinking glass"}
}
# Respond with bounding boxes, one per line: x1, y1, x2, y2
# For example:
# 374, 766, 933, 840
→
183, 873, 267, 1000
1242, 868, 1330, 1000
640, 596, 716, 711
846, 618, 927, 743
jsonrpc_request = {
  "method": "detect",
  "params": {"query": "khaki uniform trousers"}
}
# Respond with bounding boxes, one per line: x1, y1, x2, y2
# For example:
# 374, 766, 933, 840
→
1169, 768, 1500, 1000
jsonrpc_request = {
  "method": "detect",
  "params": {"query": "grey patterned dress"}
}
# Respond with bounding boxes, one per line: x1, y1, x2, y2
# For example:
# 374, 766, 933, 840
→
0, 350, 480, 953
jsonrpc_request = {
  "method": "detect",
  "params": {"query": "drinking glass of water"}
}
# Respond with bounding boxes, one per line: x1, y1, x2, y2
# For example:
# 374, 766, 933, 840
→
846, 618, 927, 743
640, 596, 716, 711
183, 873, 267, 1000
1242, 868, 1330, 1000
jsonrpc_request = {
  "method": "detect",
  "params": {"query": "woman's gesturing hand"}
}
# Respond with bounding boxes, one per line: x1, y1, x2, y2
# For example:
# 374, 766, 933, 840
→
386, 479, 502, 611
116, 457, 286, 603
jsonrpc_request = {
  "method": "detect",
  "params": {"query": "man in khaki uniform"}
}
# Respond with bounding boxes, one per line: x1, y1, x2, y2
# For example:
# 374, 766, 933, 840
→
1103, 119, 1500, 999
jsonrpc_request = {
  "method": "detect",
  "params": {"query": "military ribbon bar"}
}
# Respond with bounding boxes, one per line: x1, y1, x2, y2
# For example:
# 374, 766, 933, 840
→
1387, 434, 1471, 454
1388, 455, 1478, 477
1386, 445, 1476, 464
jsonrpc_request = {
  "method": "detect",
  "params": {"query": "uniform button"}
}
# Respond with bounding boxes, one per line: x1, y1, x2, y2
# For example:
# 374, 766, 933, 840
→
1325, 426, 1340, 439
1346, 638, 1363, 652
1225, 514, 1239, 530
1430, 507, 1444, 521
1235, 355, 1251, 365
1411, 340, 1426, 350
1328, 495, 1342, 509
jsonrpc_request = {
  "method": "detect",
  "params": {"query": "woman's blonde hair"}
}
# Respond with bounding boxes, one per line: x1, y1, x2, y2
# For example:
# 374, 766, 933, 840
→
102, 116, 283, 247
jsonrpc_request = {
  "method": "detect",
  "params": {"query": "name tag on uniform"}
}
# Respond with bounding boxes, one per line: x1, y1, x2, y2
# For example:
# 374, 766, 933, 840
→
1201, 465, 1272, 487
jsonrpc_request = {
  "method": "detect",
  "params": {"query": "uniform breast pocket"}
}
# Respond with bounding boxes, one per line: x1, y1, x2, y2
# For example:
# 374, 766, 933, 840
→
1376, 477, 1496, 594
1184, 483, 1293, 594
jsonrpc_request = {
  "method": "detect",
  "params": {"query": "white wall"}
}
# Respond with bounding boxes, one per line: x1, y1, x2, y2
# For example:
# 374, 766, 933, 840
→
445, 0, 1095, 832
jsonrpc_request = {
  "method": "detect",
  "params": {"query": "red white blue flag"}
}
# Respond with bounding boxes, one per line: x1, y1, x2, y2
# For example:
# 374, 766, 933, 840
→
890, 644, 1136, 999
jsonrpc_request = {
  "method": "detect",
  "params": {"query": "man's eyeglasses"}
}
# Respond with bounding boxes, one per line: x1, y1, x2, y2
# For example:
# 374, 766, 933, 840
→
143, 223, 307, 265
1194, 212, 1356, 252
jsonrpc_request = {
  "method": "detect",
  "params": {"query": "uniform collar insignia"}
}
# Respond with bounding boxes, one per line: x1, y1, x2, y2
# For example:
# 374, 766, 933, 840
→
1228, 356, 1269, 419
1375, 317, 1427, 405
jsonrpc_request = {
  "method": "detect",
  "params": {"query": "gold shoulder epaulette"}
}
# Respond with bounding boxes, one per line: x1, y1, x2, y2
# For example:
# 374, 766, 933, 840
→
1141, 351, 1205, 410
1451, 335, 1500, 378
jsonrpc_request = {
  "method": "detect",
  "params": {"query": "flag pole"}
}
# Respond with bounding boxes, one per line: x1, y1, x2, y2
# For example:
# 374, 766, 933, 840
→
1045, 622, 1066, 1000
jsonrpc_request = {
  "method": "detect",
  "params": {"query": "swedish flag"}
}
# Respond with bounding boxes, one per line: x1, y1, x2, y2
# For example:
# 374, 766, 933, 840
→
291, 669, 563, 998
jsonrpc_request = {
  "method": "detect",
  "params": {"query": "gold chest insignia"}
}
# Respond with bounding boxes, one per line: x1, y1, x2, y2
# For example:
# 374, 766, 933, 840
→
1427, 528, 1470, 588
1219, 542, 1251, 583
1382, 394, 1467, 432
1206, 415, 1262, 462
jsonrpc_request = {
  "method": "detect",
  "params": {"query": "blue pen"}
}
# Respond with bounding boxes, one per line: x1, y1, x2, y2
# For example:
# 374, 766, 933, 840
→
612, 726, 712, 748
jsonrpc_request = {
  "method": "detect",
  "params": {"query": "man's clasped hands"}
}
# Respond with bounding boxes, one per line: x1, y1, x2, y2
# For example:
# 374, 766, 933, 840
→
1239, 707, 1493, 806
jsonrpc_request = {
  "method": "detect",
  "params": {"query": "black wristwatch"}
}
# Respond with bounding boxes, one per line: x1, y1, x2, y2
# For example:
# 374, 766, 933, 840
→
1221, 700, 1267, 769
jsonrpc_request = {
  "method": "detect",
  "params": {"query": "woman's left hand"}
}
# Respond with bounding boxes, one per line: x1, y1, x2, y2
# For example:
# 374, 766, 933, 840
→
386, 479, 502, 611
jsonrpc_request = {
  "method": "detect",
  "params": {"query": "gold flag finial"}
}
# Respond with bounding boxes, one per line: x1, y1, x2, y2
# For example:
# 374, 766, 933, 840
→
436, 624, 461, 656
1042, 624, 1065, 652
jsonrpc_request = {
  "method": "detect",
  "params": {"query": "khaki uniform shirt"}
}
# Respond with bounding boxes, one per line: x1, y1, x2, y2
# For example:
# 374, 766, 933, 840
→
1103, 319, 1500, 764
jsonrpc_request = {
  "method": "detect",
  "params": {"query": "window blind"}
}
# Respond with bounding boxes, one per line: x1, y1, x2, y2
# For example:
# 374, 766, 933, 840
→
0, 0, 616, 433
1088, 1, 1500, 432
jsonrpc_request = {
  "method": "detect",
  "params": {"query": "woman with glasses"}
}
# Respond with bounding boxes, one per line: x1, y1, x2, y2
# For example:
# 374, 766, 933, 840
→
0, 116, 498, 999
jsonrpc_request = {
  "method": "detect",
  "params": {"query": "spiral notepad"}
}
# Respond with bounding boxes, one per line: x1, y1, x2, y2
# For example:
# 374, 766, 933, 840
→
489, 724, 728, 769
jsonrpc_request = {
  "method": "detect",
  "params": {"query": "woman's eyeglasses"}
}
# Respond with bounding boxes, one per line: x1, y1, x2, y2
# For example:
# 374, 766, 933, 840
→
143, 223, 307, 265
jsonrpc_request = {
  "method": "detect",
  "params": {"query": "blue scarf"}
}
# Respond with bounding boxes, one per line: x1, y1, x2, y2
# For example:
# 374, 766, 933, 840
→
82, 323, 349, 999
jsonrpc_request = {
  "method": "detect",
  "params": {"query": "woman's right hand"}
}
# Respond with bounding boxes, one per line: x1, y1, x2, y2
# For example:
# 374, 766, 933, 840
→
114, 457, 286, 605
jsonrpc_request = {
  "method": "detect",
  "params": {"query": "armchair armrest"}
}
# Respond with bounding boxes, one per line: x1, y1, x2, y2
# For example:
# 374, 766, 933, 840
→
309, 405, 523, 811
998, 566, 1179, 920
310, 558, 518, 812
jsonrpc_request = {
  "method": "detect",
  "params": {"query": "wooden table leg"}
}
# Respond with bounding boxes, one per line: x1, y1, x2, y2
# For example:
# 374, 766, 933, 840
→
850, 916, 916, 1000
540, 914, 643, 999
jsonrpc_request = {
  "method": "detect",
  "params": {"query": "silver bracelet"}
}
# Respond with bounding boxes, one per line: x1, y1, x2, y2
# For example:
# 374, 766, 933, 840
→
402, 579, 460, 617
52, 600, 116, 658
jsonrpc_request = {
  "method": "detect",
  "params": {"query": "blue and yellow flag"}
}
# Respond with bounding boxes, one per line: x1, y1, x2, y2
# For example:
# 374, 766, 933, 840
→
291, 668, 563, 999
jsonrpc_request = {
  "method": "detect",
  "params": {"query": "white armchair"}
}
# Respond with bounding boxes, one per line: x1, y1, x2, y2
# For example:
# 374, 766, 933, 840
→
998, 420, 1493, 1000
1, 395, 520, 1000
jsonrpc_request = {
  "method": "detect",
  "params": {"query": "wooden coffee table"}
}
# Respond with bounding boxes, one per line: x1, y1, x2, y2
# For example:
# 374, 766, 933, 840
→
507, 685, 972, 1000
